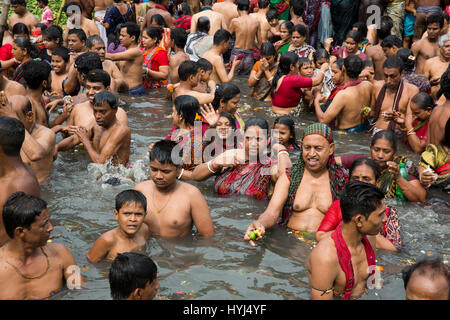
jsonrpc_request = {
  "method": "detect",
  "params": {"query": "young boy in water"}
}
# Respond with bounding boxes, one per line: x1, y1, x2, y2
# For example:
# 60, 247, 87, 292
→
192, 58, 215, 94
87, 190, 150, 263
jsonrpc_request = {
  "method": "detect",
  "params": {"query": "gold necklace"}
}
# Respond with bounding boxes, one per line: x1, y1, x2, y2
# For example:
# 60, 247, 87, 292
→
6, 247, 50, 280
152, 187, 173, 214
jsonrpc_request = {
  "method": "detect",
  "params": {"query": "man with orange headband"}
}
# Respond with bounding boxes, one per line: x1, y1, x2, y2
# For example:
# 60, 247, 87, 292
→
244, 123, 348, 245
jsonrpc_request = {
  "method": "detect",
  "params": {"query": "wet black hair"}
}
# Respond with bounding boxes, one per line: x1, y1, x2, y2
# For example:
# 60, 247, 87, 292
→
363, 60, 374, 68
115, 189, 147, 212
109, 252, 158, 300
258, 0, 270, 9
426, 14, 445, 28
0, 116, 25, 156
353, 21, 368, 39
178, 60, 199, 81
292, 24, 307, 37
150, 14, 167, 28
349, 158, 382, 182
121, 22, 141, 44
68, 28, 87, 43
378, 16, 394, 41
313, 48, 330, 63
271, 51, 299, 95
13, 37, 38, 59
344, 54, 364, 79
381, 35, 402, 49
340, 181, 385, 223
298, 57, 312, 72
174, 95, 200, 126
244, 117, 269, 135
274, 115, 300, 149
396, 48, 415, 72
411, 92, 436, 110
93, 91, 118, 109
201, 0, 213, 6
291, 0, 305, 16
170, 27, 188, 48
402, 257, 449, 296
34, 23, 48, 32
371, 130, 397, 152
144, 26, 162, 43
149, 139, 178, 166
86, 35, 105, 48
213, 29, 231, 46
237, 0, 250, 11
3, 192, 47, 239
334, 58, 345, 70
197, 58, 213, 72
42, 25, 63, 46
177, 2, 191, 16
12, 23, 29, 37
383, 56, 404, 72
52, 46, 70, 62
260, 41, 276, 58
75, 52, 103, 75
197, 16, 210, 33
218, 112, 237, 130
86, 69, 111, 88
280, 20, 294, 34
212, 82, 241, 111
345, 29, 363, 44
266, 9, 278, 22
23, 60, 51, 90
11, 0, 26, 6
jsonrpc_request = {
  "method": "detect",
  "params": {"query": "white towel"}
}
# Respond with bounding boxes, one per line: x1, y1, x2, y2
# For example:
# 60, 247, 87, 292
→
94, 10, 108, 46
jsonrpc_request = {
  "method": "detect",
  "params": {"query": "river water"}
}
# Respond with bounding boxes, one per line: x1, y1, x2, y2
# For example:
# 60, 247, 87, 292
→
44, 77, 449, 300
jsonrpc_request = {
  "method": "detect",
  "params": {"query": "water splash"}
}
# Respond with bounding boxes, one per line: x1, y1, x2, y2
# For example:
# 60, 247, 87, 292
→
87, 159, 148, 187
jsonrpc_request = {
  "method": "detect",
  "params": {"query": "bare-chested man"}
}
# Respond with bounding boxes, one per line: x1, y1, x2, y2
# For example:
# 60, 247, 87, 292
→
202, 29, 241, 84
168, 28, 189, 85
135, 140, 215, 238
74, 91, 130, 166
191, 0, 228, 35
227, 0, 261, 76
0, 95, 55, 185
93, 0, 113, 46
63, 2, 100, 46
87, 35, 128, 92
55, 69, 128, 152
370, 57, 420, 133
423, 34, 450, 99
0, 116, 40, 247
0, 192, 84, 299
412, 14, 444, 75
66, 28, 89, 67
414, 0, 442, 41
22, 60, 52, 128
307, 182, 385, 300
50, 47, 70, 97
0, 73, 26, 98
427, 69, 450, 146
213, 0, 239, 29
141, 0, 174, 30
172, 60, 216, 104
366, 16, 393, 80
250, 0, 271, 44
315, 55, 373, 132
105, 22, 144, 95
8, 0, 39, 32
244, 123, 349, 245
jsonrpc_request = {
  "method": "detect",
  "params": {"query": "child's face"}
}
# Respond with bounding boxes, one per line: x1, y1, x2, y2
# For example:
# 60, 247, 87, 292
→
43, 36, 58, 50
279, 25, 290, 40
300, 63, 314, 77
273, 123, 292, 148
216, 116, 234, 140
114, 202, 146, 236
51, 54, 67, 74
199, 69, 211, 82
269, 19, 278, 28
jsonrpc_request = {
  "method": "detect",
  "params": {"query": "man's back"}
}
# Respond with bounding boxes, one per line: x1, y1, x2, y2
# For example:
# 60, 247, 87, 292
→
366, 44, 385, 80
230, 14, 260, 50
191, 10, 227, 35
212, 1, 238, 29
428, 100, 450, 145
144, 8, 173, 29
250, 11, 270, 43
337, 81, 373, 129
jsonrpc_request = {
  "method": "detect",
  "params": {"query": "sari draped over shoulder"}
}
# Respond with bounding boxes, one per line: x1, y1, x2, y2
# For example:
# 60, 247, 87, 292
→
143, 46, 168, 89
419, 144, 450, 185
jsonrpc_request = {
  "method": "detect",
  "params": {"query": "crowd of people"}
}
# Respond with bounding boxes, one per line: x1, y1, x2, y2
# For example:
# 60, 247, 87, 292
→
0, 0, 448, 300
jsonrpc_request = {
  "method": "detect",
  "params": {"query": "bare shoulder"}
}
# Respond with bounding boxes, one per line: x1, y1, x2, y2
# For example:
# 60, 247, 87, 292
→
135, 180, 153, 193
5, 79, 26, 95
179, 181, 204, 197
404, 81, 419, 94
45, 242, 74, 260
9, 171, 40, 196
310, 236, 338, 263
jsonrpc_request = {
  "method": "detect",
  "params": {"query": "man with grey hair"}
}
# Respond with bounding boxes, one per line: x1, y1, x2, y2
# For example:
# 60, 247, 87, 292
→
423, 34, 450, 100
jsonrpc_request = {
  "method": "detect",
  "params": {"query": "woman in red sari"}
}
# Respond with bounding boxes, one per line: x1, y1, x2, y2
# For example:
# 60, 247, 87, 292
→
142, 26, 169, 89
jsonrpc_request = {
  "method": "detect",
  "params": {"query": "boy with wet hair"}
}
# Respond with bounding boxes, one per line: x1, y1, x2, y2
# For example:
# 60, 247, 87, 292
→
168, 28, 190, 85
87, 190, 150, 263
109, 252, 159, 300
193, 58, 215, 94
50, 47, 70, 97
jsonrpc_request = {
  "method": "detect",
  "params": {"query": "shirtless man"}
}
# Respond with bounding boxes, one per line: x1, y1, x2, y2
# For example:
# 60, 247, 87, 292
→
168, 28, 189, 85
414, 0, 442, 41
370, 57, 420, 133
381, 35, 403, 58
213, 0, 239, 29
63, 2, 100, 45
244, 123, 349, 244
307, 182, 385, 300
0, 192, 84, 299
50, 47, 70, 97
135, 140, 215, 238
191, 0, 228, 35
8, 0, 39, 32
228, 0, 261, 75
0, 116, 40, 247
0, 95, 55, 185
412, 14, 444, 75
366, 16, 393, 81
0, 73, 26, 98
315, 55, 373, 132
172, 60, 216, 104
105, 22, 144, 95
202, 29, 241, 84
427, 69, 450, 146
290, 0, 307, 28
93, 0, 113, 46
423, 34, 450, 99
87, 35, 128, 92
22, 60, 52, 128
250, 0, 271, 44
66, 28, 88, 66
55, 69, 128, 152
74, 91, 130, 166
141, 0, 174, 30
